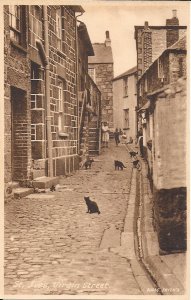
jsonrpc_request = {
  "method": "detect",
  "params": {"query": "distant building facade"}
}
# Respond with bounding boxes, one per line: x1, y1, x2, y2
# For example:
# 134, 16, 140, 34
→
134, 9, 187, 83
4, 5, 101, 192
113, 66, 137, 142
135, 10, 187, 253
88, 31, 114, 128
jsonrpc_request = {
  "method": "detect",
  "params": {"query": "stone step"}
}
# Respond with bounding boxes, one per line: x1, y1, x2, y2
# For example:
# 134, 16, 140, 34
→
89, 145, 99, 150
32, 176, 59, 189
89, 150, 99, 155
13, 188, 34, 199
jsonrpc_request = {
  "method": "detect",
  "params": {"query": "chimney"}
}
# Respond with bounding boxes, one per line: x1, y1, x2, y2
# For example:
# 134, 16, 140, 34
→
144, 21, 149, 30
166, 9, 179, 26
166, 10, 179, 48
172, 9, 177, 18
105, 31, 111, 47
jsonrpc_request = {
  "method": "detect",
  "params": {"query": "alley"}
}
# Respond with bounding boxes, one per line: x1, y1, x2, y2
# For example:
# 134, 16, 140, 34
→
4, 142, 145, 295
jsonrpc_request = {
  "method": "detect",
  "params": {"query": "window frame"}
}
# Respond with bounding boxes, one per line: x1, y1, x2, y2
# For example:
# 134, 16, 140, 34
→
9, 5, 21, 43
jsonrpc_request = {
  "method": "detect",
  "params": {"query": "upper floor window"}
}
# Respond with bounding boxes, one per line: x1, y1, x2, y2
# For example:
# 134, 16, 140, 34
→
88, 68, 96, 83
9, 5, 21, 43
29, 6, 43, 48
123, 77, 128, 97
157, 58, 164, 81
56, 8, 62, 51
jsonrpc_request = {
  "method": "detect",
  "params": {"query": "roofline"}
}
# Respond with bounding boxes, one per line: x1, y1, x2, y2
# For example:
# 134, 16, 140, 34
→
88, 62, 114, 65
78, 22, 94, 56
69, 5, 85, 13
113, 68, 137, 81
134, 25, 187, 40
134, 25, 187, 30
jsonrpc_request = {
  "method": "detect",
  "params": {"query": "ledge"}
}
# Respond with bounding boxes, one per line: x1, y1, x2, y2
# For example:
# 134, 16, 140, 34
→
59, 132, 69, 139
10, 39, 27, 54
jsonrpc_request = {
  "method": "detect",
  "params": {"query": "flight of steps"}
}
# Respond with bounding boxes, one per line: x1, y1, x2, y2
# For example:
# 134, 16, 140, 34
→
88, 118, 100, 156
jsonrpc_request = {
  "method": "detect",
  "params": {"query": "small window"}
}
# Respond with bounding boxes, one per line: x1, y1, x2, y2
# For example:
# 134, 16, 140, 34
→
123, 77, 128, 97
158, 58, 164, 79
9, 5, 21, 43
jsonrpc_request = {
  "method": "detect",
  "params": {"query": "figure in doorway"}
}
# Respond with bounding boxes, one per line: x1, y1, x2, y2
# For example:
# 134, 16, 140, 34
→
102, 122, 109, 148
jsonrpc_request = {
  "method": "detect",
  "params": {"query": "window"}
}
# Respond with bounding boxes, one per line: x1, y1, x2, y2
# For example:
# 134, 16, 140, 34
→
124, 109, 129, 129
56, 8, 62, 51
158, 58, 164, 80
58, 79, 64, 132
88, 68, 96, 83
29, 6, 43, 48
9, 5, 21, 43
123, 77, 128, 97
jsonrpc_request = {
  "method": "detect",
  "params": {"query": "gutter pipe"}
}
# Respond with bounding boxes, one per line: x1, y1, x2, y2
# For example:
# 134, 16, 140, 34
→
42, 6, 53, 177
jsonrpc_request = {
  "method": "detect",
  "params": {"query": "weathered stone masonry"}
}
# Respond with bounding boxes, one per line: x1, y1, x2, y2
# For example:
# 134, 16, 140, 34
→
4, 6, 32, 184
88, 32, 114, 128
4, 5, 102, 187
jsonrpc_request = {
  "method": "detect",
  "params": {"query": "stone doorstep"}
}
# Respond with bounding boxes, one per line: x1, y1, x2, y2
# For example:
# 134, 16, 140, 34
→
32, 176, 59, 189
13, 187, 34, 198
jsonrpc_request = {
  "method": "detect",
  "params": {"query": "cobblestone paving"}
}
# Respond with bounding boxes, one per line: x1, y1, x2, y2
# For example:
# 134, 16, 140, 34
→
5, 142, 142, 295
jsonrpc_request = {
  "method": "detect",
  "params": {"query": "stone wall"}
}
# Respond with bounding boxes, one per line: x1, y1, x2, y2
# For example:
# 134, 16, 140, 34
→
4, 6, 32, 183
4, 5, 84, 183
90, 63, 113, 128
135, 27, 186, 80
152, 78, 187, 252
113, 73, 137, 141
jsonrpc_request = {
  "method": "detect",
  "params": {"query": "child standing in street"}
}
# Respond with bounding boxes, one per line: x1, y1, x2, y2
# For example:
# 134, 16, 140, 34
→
114, 128, 120, 146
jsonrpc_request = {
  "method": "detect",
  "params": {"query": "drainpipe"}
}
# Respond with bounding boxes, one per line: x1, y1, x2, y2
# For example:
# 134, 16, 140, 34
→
75, 11, 84, 156
42, 6, 53, 177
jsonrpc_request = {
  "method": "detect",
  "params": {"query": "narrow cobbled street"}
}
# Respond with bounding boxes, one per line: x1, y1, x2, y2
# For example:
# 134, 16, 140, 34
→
4, 142, 145, 295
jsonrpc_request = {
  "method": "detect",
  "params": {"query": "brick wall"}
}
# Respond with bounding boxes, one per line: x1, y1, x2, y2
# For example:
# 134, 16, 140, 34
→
28, 6, 79, 177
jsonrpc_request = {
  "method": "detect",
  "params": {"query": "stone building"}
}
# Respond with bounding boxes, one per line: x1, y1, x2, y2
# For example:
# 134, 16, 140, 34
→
88, 31, 114, 128
112, 66, 137, 142
134, 10, 187, 86
4, 5, 101, 193
77, 22, 101, 159
135, 31, 187, 252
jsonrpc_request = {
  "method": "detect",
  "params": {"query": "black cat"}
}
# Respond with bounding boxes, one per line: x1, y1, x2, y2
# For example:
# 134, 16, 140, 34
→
84, 159, 94, 170
129, 151, 138, 158
50, 185, 56, 192
114, 160, 126, 170
84, 196, 100, 214
132, 159, 141, 170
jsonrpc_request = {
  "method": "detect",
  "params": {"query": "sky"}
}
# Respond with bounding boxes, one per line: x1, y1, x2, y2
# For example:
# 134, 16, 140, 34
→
80, 1, 189, 77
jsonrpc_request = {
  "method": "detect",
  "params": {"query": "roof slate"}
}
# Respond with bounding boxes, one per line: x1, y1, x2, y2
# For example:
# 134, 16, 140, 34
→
88, 43, 113, 64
